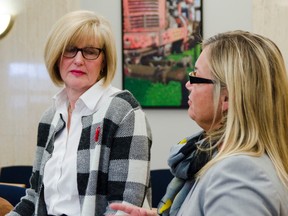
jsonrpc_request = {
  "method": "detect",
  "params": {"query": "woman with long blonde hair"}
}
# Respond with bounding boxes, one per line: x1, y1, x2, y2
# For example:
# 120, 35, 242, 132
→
110, 30, 288, 216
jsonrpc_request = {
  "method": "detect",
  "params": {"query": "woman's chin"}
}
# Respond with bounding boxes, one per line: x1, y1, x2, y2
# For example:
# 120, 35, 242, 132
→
187, 109, 195, 120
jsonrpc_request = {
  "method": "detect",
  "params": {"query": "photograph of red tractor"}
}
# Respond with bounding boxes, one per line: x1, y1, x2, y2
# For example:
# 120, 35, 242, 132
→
122, 0, 202, 108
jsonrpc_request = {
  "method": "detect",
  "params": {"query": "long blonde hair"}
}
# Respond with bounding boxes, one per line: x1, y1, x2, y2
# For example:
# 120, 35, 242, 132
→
198, 30, 288, 188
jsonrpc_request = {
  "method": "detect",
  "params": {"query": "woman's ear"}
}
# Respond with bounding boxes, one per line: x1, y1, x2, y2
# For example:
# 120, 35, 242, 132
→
221, 89, 229, 112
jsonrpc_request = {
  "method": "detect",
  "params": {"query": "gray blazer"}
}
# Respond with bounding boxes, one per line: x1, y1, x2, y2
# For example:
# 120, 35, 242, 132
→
177, 154, 288, 216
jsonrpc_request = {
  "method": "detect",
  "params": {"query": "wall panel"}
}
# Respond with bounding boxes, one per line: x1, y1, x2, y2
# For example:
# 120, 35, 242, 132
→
0, 0, 79, 166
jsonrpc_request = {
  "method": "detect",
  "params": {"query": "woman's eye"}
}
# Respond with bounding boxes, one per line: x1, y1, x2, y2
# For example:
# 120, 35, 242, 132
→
66, 47, 76, 52
84, 48, 97, 55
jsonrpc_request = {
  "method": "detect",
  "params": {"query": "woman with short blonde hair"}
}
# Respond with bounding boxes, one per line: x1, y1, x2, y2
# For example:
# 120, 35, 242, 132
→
8, 10, 152, 216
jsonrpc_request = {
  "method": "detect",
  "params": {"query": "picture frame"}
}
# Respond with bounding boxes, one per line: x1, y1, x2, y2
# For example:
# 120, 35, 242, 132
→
122, 0, 203, 108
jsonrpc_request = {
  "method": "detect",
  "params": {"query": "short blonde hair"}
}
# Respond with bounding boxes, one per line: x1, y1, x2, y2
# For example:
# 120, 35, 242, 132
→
44, 10, 117, 87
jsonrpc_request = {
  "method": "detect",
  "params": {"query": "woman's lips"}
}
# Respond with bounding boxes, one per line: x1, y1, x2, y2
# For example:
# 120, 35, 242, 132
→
70, 70, 85, 76
187, 97, 192, 106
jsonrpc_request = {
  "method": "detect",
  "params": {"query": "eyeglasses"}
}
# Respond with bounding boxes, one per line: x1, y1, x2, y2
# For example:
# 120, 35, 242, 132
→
189, 71, 215, 84
63, 46, 103, 60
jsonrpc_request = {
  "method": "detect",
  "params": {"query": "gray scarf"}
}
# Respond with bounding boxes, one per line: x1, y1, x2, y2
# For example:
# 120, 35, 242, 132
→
157, 131, 213, 216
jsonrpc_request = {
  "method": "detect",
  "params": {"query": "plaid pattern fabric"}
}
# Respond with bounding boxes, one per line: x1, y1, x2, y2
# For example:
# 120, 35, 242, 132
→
9, 90, 152, 216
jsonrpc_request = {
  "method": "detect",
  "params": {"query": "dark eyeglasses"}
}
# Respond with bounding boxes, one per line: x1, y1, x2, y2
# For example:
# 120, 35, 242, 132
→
63, 46, 103, 60
189, 71, 215, 84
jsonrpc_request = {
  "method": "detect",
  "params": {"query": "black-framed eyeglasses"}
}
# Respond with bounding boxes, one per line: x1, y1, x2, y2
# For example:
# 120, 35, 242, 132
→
63, 46, 103, 60
189, 71, 215, 84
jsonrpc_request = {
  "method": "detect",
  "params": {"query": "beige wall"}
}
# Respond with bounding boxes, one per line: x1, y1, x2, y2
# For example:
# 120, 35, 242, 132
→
0, 0, 79, 166
0, 0, 287, 168
253, 0, 288, 66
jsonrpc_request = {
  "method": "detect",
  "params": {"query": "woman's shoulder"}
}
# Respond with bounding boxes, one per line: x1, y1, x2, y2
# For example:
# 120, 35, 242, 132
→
207, 154, 278, 183
39, 105, 56, 123
106, 90, 143, 114
186, 154, 288, 215
100, 89, 145, 123
204, 154, 288, 202
211, 154, 275, 174
111, 89, 141, 108
180, 154, 288, 215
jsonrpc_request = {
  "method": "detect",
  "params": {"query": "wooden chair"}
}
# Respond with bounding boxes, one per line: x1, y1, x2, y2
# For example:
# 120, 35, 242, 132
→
0, 197, 13, 216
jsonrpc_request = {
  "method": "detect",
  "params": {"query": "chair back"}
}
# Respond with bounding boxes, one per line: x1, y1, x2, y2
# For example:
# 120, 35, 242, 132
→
0, 184, 26, 206
150, 169, 174, 208
0, 165, 32, 188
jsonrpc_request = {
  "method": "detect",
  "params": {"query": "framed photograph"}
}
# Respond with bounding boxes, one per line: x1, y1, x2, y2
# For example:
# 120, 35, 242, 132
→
122, 0, 203, 108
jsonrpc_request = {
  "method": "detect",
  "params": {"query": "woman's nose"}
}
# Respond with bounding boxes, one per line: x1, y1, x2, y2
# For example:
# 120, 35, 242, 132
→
185, 80, 192, 89
73, 51, 85, 64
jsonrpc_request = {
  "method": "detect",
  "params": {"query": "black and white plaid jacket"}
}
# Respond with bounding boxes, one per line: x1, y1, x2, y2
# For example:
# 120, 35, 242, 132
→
9, 90, 152, 216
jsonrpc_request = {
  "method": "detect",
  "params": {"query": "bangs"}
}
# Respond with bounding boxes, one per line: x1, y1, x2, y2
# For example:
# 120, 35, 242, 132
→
67, 23, 104, 48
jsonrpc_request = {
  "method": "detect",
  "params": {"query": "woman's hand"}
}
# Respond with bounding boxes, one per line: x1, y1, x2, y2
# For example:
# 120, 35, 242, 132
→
109, 203, 157, 216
